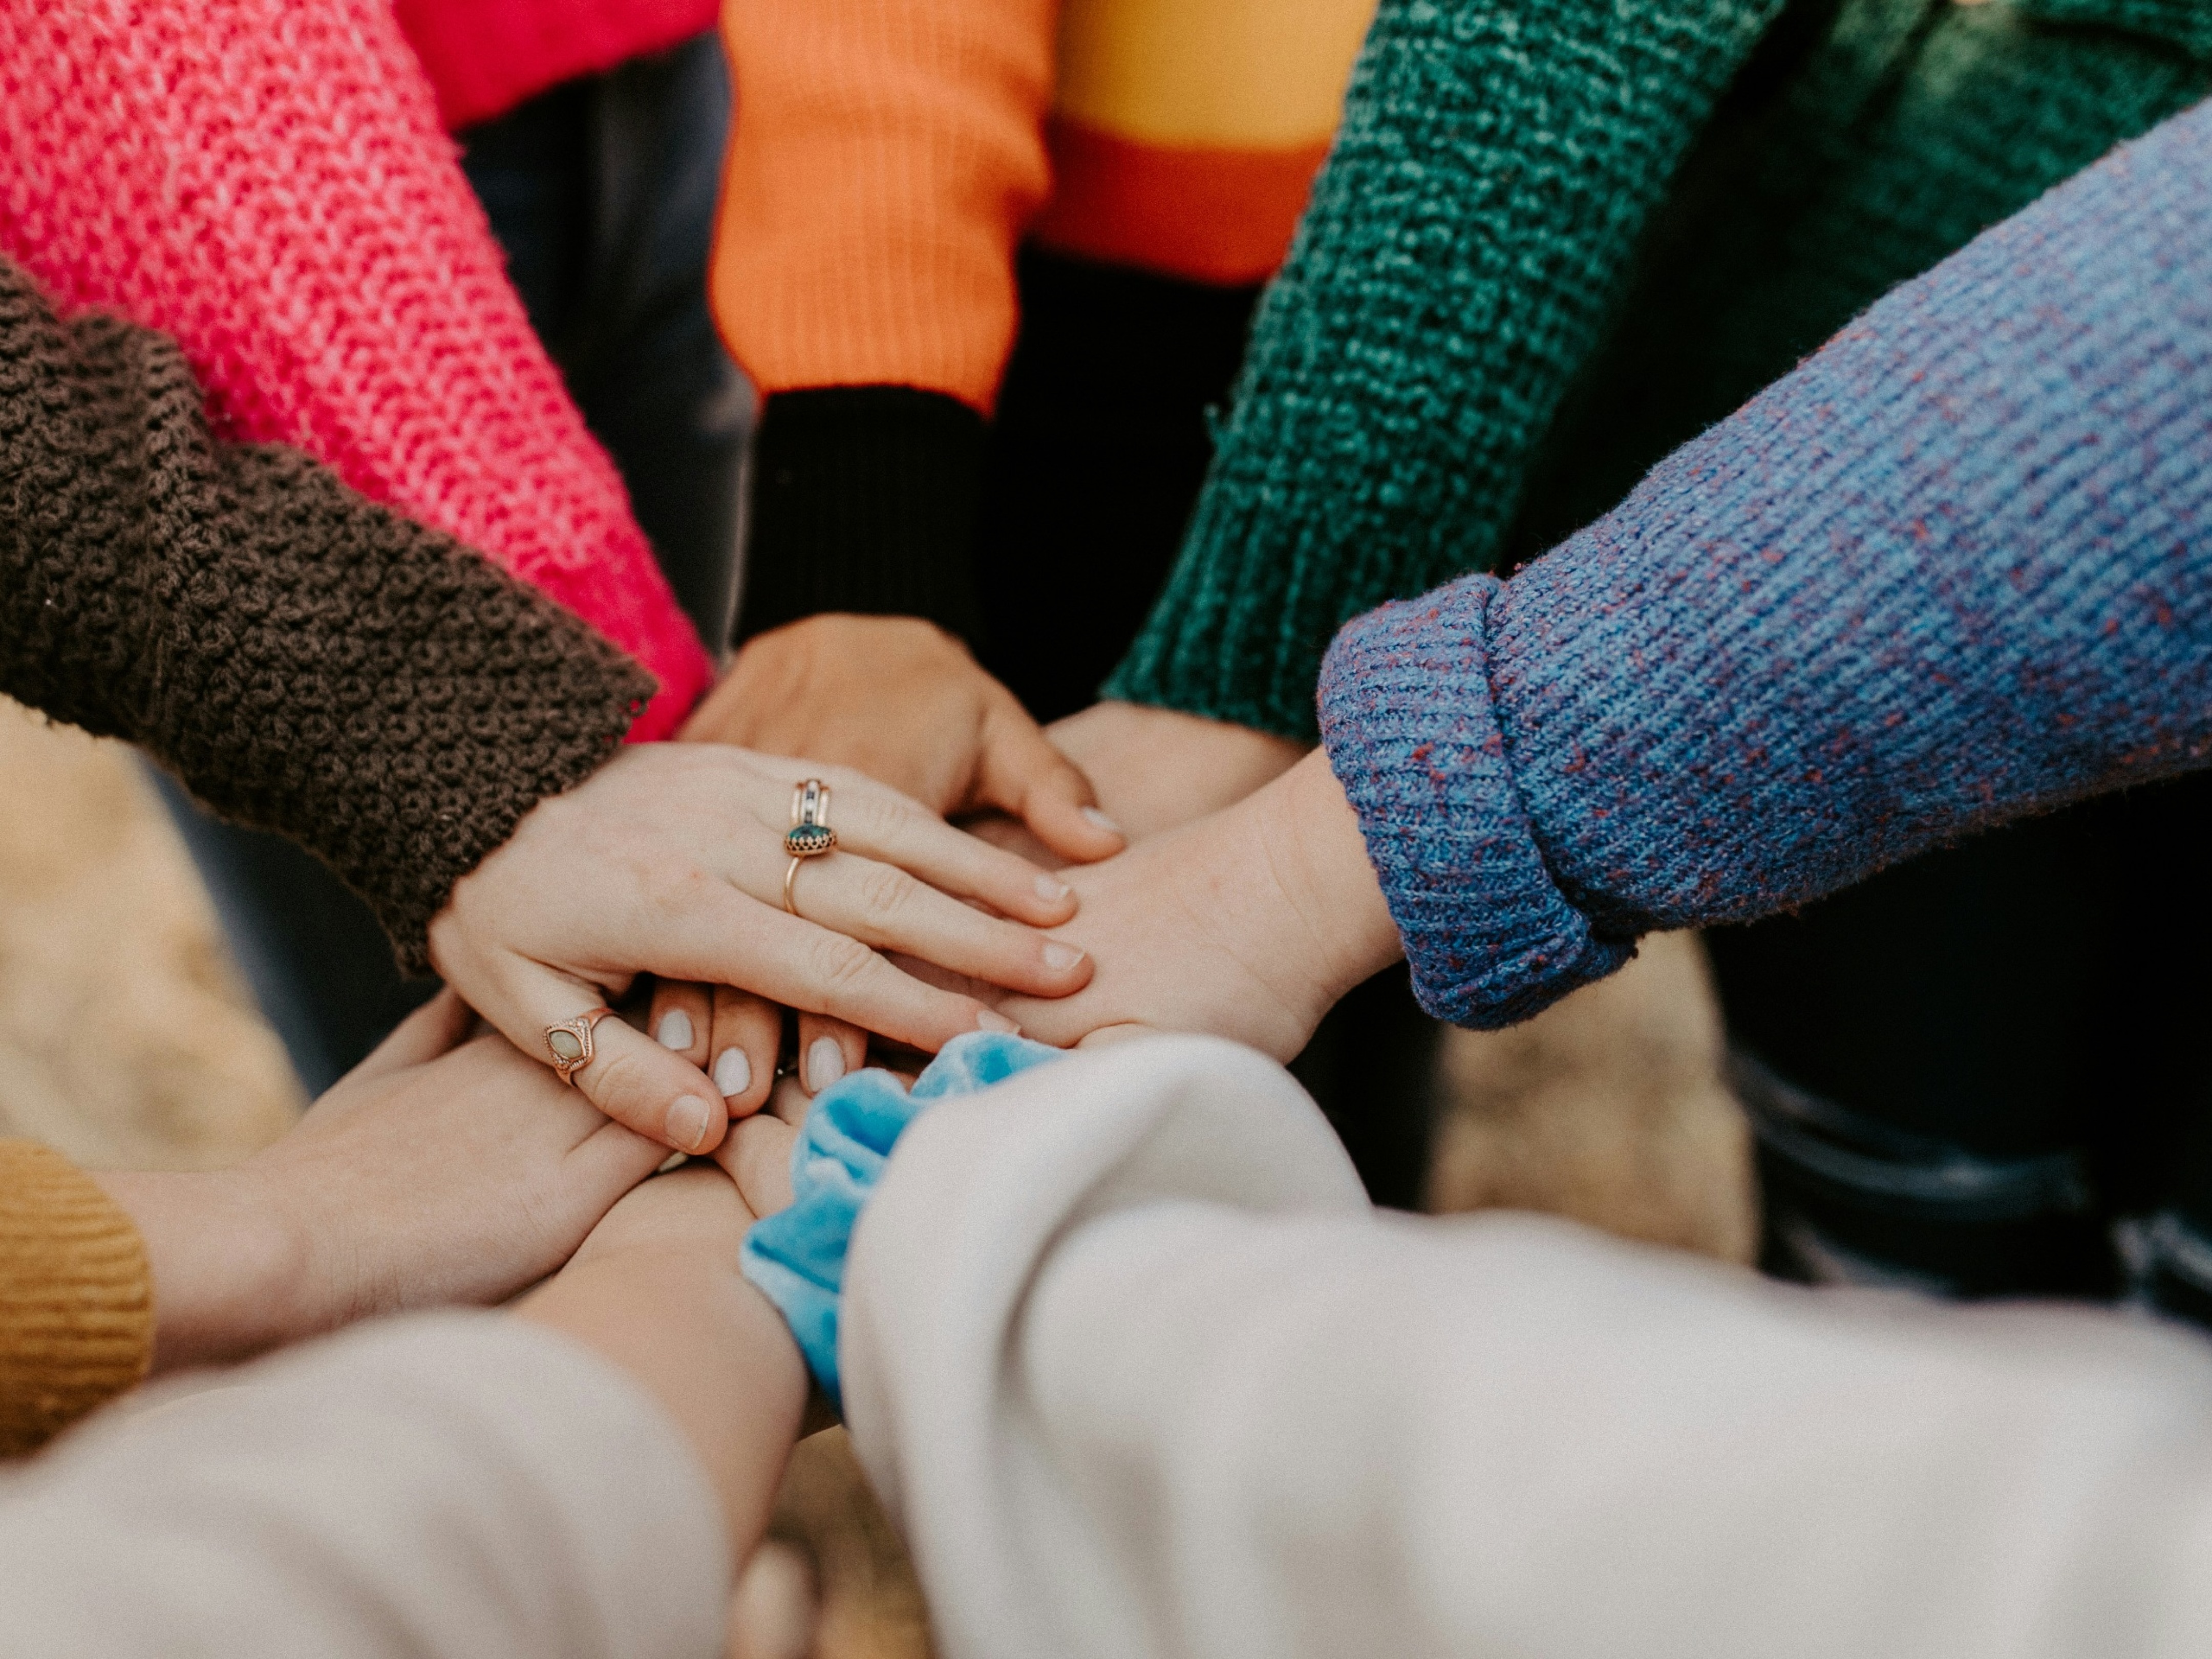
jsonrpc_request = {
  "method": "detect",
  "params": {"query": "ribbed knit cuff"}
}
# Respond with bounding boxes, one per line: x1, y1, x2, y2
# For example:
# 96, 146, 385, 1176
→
2010, 0, 2212, 57
0, 1143, 153, 1457
735, 387, 987, 646
1104, 0, 1789, 743
1315, 580, 1631, 1029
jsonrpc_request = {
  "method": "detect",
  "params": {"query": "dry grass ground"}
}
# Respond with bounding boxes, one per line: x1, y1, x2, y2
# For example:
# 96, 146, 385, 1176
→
0, 693, 1753, 1657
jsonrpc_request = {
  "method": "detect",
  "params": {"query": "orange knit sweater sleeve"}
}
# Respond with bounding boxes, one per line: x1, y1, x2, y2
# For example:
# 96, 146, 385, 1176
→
712, 0, 1056, 413
0, 1143, 152, 1457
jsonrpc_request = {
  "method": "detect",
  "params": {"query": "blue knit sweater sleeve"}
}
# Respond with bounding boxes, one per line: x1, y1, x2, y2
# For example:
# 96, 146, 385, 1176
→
1319, 99, 2212, 1030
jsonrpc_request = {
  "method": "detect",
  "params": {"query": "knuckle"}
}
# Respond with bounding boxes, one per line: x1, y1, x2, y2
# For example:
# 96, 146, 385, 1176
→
839, 784, 901, 843
584, 1044, 663, 1119
639, 861, 708, 920
803, 930, 878, 1001
853, 861, 915, 928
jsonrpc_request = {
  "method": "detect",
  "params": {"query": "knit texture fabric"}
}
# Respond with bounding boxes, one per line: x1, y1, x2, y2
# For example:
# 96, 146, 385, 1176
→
0, 261, 653, 973
714, 0, 1056, 414
1112, 0, 2209, 740
1318, 101, 2212, 1028
735, 388, 990, 646
1503, 0, 2212, 563
395, 0, 719, 131
0, 1143, 152, 1459
0, 0, 711, 739
1106, 0, 1786, 736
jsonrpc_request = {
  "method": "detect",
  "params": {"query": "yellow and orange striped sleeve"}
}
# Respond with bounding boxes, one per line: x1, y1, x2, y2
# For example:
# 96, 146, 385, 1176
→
712, 0, 1057, 414
1035, 0, 1375, 284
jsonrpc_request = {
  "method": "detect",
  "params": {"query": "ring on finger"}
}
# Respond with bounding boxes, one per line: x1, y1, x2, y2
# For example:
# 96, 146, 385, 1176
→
783, 778, 836, 916
544, 1007, 613, 1086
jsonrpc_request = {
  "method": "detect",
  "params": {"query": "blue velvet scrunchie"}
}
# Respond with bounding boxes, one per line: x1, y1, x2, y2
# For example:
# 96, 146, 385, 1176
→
739, 1030, 1062, 1409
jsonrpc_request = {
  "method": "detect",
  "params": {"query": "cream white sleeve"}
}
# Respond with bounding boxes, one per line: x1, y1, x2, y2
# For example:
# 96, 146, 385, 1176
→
0, 1311, 728, 1659
840, 1034, 2212, 1659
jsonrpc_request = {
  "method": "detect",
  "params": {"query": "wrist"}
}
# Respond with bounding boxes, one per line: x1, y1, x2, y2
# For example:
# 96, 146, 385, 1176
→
1251, 750, 1403, 1009
522, 1242, 806, 1550
94, 1167, 312, 1371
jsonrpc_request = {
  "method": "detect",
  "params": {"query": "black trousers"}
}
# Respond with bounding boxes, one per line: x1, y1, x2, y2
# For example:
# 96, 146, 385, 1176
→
1714, 764, 2212, 1318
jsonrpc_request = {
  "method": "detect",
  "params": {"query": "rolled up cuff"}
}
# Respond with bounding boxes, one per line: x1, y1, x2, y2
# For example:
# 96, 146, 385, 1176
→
1316, 578, 1632, 1028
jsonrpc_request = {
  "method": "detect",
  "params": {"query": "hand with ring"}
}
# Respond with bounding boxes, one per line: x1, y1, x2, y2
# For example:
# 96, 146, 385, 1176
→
426, 744, 1093, 1155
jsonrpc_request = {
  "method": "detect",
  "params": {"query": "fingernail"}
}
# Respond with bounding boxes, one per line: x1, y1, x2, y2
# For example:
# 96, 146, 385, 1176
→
806, 1036, 845, 1093
713, 1047, 752, 1098
1042, 941, 1085, 971
975, 1009, 1020, 1034
1034, 872, 1073, 904
1081, 806, 1123, 836
656, 1150, 690, 1175
656, 1009, 694, 1051
666, 1093, 713, 1153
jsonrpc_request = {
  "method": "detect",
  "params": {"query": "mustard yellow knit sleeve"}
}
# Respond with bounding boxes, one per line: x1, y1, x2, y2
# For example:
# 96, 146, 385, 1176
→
0, 1141, 152, 1457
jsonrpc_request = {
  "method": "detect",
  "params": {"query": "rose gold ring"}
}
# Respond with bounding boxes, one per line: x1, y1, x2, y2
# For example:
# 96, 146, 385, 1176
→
544, 1007, 613, 1086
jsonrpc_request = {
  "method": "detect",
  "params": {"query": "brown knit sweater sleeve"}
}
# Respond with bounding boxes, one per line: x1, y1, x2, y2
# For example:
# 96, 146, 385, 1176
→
0, 259, 655, 971
0, 1142, 152, 1457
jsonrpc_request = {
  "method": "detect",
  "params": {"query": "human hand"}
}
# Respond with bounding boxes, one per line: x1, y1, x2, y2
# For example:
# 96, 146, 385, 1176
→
98, 990, 667, 1372
1046, 700, 1309, 841
688, 615, 1125, 862
994, 750, 1404, 1058
427, 743, 1092, 1155
709, 1071, 810, 1221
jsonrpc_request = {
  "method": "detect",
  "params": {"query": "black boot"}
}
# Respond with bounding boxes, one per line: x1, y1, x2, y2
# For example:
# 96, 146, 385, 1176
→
2128, 1209, 2212, 1332
1738, 1054, 2123, 1301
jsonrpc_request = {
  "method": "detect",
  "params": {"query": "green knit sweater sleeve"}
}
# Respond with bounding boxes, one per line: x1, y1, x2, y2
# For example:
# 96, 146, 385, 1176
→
1104, 0, 1787, 740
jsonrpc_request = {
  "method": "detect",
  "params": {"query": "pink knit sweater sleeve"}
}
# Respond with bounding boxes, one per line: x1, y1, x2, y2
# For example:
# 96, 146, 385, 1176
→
0, 0, 712, 740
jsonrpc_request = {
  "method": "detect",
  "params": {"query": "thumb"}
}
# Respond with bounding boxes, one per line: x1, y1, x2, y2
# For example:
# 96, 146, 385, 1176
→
1073, 1023, 1157, 1051
975, 704, 1125, 865
344, 986, 476, 1083
484, 958, 733, 1156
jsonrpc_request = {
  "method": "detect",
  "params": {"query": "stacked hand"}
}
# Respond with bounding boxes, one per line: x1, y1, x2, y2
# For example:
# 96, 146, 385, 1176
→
98, 990, 668, 1371
422, 604, 1393, 1163
427, 742, 1091, 1155
994, 750, 1403, 1059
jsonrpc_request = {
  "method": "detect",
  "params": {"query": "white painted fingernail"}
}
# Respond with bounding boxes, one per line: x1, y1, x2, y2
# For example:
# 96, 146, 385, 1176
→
975, 1009, 1020, 1034
656, 1150, 690, 1175
806, 1037, 845, 1093
655, 1009, 695, 1050
666, 1094, 713, 1153
1081, 806, 1123, 836
1042, 941, 1085, 971
713, 1047, 752, 1098
1035, 873, 1073, 903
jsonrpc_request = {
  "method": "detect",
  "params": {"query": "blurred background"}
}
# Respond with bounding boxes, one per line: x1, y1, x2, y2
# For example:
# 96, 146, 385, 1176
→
0, 689, 1753, 1658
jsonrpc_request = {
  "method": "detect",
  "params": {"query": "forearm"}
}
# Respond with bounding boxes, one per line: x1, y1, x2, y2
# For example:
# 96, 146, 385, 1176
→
1322, 99, 2212, 1027
0, 259, 652, 970
520, 1246, 807, 1555
1106, 0, 1786, 739
89, 1172, 307, 1375
713, 0, 1055, 646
